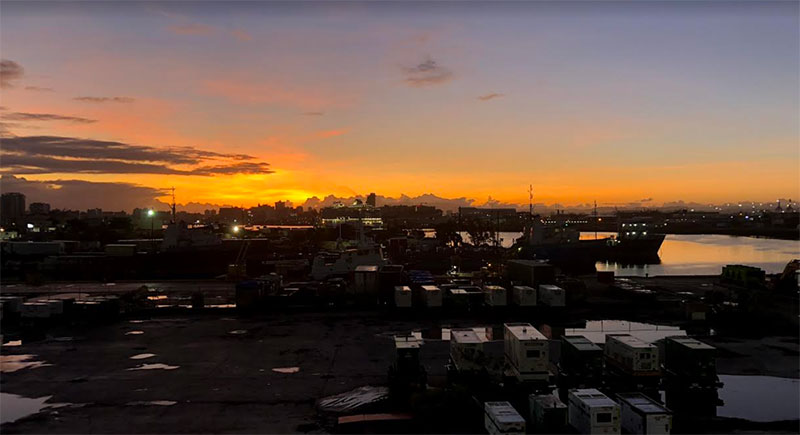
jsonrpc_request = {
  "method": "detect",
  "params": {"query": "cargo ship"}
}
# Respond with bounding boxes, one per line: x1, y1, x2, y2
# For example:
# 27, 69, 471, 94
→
514, 217, 665, 269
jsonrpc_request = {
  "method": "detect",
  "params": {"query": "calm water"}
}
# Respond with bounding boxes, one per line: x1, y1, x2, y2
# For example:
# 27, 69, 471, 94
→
717, 375, 800, 422
454, 231, 797, 276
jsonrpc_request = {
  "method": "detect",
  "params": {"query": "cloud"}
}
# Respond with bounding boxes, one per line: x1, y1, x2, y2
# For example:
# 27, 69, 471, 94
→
477, 93, 504, 101
0, 135, 273, 176
230, 29, 252, 42
169, 23, 215, 35
316, 129, 349, 138
402, 57, 454, 87
640, 197, 653, 203
1, 59, 24, 88
1, 175, 164, 211
303, 112, 324, 116
3, 112, 96, 124
74, 96, 136, 103
25, 86, 54, 92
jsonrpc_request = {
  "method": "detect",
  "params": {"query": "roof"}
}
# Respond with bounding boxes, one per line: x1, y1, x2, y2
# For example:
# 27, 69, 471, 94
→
451, 328, 483, 344
484, 285, 506, 292
531, 394, 566, 409
394, 335, 421, 349
563, 335, 602, 352
667, 336, 715, 351
484, 402, 525, 424
607, 334, 656, 349
505, 323, 547, 340
450, 289, 468, 295
421, 285, 440, 291
512, 286, 535, 291
538, 284, 563, 292
394, 286, 411, 292
616, 393, 671, 415
570, 389, 618, 408
354, 265, 379, 272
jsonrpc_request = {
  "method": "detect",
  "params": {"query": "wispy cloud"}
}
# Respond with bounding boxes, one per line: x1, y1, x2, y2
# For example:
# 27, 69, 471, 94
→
74, 96, 136, 103
0, 59, 24, 88
25, 86, 54, 92
402, 57, 454, 87
316, 129, 349, 138
169, 23, 215, 36
477, 93, 504, 101
0, 135, 273, 176
230, 29, 252, 42
3, 112, 96, 124
303, 112, 324, 116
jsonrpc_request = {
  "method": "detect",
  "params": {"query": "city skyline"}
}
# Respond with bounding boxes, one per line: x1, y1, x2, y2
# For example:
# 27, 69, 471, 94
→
1, 1, 798, 209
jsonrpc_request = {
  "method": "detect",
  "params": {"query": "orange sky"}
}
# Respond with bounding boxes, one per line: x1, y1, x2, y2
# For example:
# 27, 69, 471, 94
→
1, 2, 798, 210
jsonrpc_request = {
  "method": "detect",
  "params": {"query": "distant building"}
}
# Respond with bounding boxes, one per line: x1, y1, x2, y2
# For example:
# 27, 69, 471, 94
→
1, 192, 26, 227
367, 192, 377, 207
29, 202, 51, 214
218, 207, 244, 224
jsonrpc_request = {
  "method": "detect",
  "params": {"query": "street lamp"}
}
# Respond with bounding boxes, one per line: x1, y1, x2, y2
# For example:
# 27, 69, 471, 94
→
147, 209, 155, 253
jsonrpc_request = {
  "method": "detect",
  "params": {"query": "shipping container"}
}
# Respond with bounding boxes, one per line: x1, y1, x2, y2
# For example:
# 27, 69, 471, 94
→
663, 336, 717, 382
484, 285, 508, 307
354, 265, 380, 295
421, 285, 442, 307
504, 323, 549, 381
560, 335, 603, 380
21, 302, 51, 318
394, 286, 412, 308
617, 393, 672, 434
568, 388, 621, 434
511, 285, 537, 307
538, 284, 566, 307
529, 394, 567, 433
507, 260, 555, 288
604, 334, 660, 376
450, 328, 487, 372
484, 401, 526, 435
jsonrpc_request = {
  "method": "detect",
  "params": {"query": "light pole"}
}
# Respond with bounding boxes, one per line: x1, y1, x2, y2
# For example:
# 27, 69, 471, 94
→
147, 209, 155, 254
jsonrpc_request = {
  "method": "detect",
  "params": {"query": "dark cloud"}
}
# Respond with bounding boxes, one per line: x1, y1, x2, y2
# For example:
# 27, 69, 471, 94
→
25, 86, 54, 92
3, 112, 96, 124
0, 135, 272, 176
74, 96, 135, 103
403, 57, 454, 87
1, 175, 164, 211
0, 59, 24, 88
302, 111, 324, 116
477, 93, 504, 101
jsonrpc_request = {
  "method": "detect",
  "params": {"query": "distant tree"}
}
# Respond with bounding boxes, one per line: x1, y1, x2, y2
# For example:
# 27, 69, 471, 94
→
464, 218, 495, 247
434, 220, 462, 247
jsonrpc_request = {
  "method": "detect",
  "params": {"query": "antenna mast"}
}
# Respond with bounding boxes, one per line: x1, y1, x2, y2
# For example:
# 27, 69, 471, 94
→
170, 187, 177, 223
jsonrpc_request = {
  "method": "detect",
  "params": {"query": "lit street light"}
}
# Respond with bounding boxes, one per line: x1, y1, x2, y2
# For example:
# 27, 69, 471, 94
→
148, 209, 156, 253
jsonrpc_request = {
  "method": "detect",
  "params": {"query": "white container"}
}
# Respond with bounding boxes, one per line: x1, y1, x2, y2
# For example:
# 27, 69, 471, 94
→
568, 388, 621, 434
503, 323, 549, 381
512, 286, 537, 307
617, 393, 672, 435
604, 334, 660, 375
538, 284, 565, 307
421, 285, 442, 307
484, 285, 507, 307
394, 286, 412, 308
484, 401, 526, 435
21, 302, 51, 318
450, 328, 486, 372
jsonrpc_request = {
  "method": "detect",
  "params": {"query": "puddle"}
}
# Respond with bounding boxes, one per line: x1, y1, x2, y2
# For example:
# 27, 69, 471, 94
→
0, 393, 53, 424
130, 353, 156, 360
126, 331, 145, 335
129, 320, 146, 324
717, 375, 800, 422
228, 330, 248, 335
127, 363, 180, 371
1, 354, 53, 373
563, 320, 685, 344
2, 340, 22, 347
272, 367, 300, 374
126, 400, 177, 406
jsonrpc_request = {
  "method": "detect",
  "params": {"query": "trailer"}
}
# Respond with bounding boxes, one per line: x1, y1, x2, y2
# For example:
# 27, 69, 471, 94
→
503, 323, 549, 382
604, 334, 660, 376
450, 328, 487, 372
484, 401, 525, 435
568, 389, 621, 434
394, 286, 412, 308
617, 393, 672, 434
560, 335, 603, 383
529, 394, 567, 433
538, 284, 565, 307
421, 285, 442, 307
484, 285, 508, 307
511, 285, 537, 307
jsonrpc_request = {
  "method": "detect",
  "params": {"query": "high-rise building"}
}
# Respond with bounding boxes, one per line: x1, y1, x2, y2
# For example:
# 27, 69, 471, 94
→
366, 192, 377, 207
29, 202, 51, 214
1, 192, 26, 226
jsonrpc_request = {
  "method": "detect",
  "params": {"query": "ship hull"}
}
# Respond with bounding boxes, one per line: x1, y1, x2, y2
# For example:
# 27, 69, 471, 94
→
517, 234, 665, 271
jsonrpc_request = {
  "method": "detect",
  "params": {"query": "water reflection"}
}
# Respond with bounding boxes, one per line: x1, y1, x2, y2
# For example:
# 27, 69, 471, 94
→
0, 354, 52, 373
0, 393, 53, 424
717, 375, 800, 422
127, 363, 179, 371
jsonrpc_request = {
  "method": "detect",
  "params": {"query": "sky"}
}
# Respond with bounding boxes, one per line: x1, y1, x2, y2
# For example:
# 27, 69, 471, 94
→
1, 1, 798, 211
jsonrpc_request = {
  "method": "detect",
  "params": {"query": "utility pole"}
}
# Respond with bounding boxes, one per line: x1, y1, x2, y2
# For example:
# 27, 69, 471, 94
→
170, 187, 176, 223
